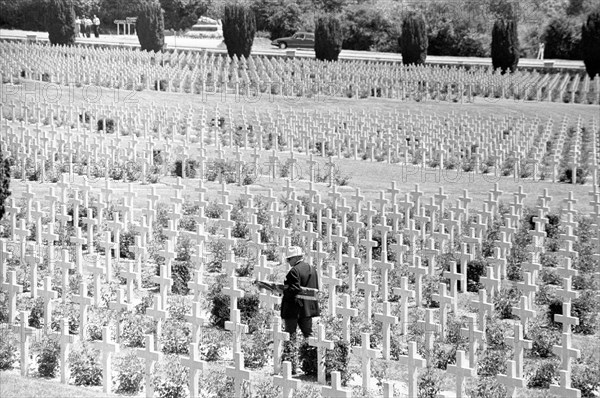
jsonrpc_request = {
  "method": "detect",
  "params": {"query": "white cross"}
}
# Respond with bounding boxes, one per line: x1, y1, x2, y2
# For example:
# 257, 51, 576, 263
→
92, 326, 119, 393
274, 361, 300, 398
225, 352, 251, 398
396, 341, 426, 398
447, 350, 476, 398
308, 323, 334, 384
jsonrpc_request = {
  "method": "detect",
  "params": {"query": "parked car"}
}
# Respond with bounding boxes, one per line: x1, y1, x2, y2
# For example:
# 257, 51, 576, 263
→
271, 32, 315, 49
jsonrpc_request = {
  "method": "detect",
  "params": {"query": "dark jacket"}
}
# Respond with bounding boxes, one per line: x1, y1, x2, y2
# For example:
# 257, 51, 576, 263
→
281, 260, 320, 319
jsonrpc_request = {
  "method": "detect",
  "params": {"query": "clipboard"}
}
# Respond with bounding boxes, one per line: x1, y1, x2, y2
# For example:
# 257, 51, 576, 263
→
255, 280, 319, 301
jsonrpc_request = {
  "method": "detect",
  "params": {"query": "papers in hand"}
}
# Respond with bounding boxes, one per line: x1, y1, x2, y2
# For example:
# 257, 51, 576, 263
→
255, 280, 319, 301
255, 280, 284, 293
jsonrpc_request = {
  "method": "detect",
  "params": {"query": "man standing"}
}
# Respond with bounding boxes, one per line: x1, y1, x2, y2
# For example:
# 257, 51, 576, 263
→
84, 16, 92, 38
75, 16, 81, 37
280, 246, 320, 339
79, 16, 85, 37
537, 42, 545, 60
93, 15, 100, 38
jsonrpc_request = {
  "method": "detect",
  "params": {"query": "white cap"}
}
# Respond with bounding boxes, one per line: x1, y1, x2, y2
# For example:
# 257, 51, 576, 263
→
285, 246, 304, 259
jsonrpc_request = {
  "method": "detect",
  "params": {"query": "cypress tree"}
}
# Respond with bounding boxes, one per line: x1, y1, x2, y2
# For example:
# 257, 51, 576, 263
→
47, 0, 76, 46
582, 9, 600, 78
136, 0, 165, 52
0, 144, 11, 223
491, 17, 520, 74
222, 4, 256, 58
399, 11, 428, 65
314, 14, 343, 62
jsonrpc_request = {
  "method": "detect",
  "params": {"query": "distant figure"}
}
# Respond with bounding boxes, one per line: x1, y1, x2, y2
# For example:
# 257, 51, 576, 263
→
79, 16, 85, 37
93, 15, 100, 38
75, 16, 81, 37
84, 16, 92, 38
537, 43, 545, 60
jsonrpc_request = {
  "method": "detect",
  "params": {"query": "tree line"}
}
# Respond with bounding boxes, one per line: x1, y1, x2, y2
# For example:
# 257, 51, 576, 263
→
10, 0, 600, 78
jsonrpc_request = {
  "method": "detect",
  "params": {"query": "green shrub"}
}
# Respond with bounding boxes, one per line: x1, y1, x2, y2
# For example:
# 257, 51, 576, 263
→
494, 286, 520, 319
160, 319, 191, 355
527, 322, 561, 358
485, 317, 508, 350
199, 328, 227, 362
315, 14, 343, 61
477, 349, 507, 377
426, 342, 457, 370
222, 3, 256, 58
582, 8, 600, 78
417, 366, 443, 398
97, 118, 115, 134
527, 359, 559, 388
572, 350, 600, 398
67, 342, 102, 386
539, 266, 562, 285
171, 237, 193, 295
120, 313, 156, 348
152, 355, 189, 398
198, 366, 236, 397
205, 159, 236, 183
299, 341, 317, 376
400, 10, 428, 65
173, 159, 198, 179
468, 376, 507, 398
136, 0, 165, 52
0, 327, 17, 370
115, 351, 145, 394
466, 259, 487, 292
422, 274, 441, 308
28, 297, 44, 329
491, 17, 519, 73
325, 340, 351, 386
559, 167, 588, 184
242, 330, 271, 369
572, 290, 600, 334
281, 339, 299, 374
0, 143, 11, 222
210, 292, 261, 332
47, 0, 76, 46
33, 334, 60, 378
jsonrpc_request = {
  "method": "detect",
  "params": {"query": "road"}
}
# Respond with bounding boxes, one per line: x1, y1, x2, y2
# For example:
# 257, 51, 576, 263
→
0, 28, 586, 70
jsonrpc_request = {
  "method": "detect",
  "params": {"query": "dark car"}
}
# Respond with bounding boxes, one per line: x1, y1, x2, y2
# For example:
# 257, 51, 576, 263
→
271, 32, 315, 49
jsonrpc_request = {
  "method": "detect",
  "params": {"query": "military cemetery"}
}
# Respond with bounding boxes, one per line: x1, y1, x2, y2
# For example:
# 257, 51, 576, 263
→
0, 0, 599, 397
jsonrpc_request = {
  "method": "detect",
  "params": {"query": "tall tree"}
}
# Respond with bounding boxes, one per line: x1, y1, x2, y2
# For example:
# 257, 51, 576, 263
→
400, 11, 428, 65
222, 3, 256, 58
136, 0, 165, 52
47, 0, 77, 45
267, 0, 303, 40
581, 8, 600, 78
491, 17, 520, 73
160, 0, 209, 31
0, 144, 11, 223
543, 18, 581, 60
314, 14, 343, 61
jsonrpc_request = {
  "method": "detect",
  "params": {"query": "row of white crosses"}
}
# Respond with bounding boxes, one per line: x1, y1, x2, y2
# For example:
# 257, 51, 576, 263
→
2, 97, 599, 189
2, 41, 600, 104
2, 175, 599, 397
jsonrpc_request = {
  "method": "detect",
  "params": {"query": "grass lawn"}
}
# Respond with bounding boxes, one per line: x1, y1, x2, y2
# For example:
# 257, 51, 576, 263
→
0, 370, 117, 398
